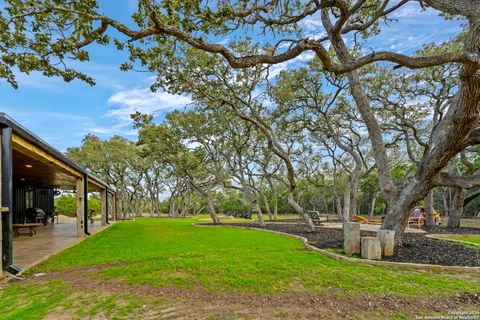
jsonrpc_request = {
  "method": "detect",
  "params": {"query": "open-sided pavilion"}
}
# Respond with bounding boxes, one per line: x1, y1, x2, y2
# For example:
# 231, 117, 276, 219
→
0, 113, 117, 276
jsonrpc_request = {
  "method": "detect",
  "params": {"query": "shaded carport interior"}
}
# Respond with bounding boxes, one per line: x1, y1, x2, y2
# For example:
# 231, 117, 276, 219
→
1, 112, 117, 275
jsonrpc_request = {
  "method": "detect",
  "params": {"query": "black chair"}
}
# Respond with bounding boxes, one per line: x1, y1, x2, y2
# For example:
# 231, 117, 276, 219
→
25, 208, 47, 225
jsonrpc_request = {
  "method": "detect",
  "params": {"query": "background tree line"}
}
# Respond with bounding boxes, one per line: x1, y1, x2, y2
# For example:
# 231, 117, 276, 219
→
3, 0, 480, 246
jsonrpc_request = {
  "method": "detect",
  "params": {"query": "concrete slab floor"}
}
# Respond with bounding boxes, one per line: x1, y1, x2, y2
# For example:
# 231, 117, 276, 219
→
12, 221, 108, 272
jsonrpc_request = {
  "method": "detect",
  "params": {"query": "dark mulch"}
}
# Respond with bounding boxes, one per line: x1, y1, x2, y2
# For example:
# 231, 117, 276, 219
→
423, 225, 480, 235
227, 222, 480, 267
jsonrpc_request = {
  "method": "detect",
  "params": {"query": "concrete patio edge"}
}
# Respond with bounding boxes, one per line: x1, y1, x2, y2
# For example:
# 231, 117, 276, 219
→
194, 223, 480, 273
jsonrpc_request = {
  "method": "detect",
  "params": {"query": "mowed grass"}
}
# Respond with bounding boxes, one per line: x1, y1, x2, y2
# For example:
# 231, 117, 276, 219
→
28, 219, 480, 295
191, 213, 300, 224
444, 235, 480, 246
1, 218, 480, 319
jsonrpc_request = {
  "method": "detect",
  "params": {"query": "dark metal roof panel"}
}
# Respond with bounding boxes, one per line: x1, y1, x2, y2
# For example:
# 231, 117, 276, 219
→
0, 112, 116, 193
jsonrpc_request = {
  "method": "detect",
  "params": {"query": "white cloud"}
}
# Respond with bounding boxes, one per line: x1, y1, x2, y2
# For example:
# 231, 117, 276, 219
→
300, 15, 323, 31
304, 31, 327, 40
106, 87, 191, 121
391, 1, 437, 19
82, 87, 192, 137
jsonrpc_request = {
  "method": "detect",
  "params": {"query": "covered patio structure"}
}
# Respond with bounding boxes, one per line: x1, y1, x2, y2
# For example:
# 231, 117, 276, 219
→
0, 113, 117, 276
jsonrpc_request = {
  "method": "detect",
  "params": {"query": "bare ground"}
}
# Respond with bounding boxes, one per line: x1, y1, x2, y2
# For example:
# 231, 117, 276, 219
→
10, 263, 480, 320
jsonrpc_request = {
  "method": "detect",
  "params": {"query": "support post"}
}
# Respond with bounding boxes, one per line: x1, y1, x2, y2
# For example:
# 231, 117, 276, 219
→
105, 191, 109, 225
100, 188, 107, 226
76, 177, 85, 237
112, 194, 117, 221
1, 126, 17, 274
0, 128, 3, 277
84, 175, 90, 235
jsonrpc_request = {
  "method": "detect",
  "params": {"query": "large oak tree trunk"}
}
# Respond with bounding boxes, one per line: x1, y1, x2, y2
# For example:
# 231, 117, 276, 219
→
349, 171, 360, 217
381, 180, 431, 245
288, 191, 315, 232
272, 188, 278, 222
442, 189, 449, 217
325, 11, 480, 246
188, 179, 220, 224
342, 178, 352, 222
334, 191, 343, 221
205, 196, 220, 224
382, 18, 480, 245
253, 196, 265, 227
424, 190, 435, 227
448, 187, 464, 228
262, 193, 273, 221
369, 196, 376, 219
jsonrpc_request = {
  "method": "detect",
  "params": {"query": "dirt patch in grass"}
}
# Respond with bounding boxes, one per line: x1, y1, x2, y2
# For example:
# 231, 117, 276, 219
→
11, 263, 480, 319
227, 223, 480, 267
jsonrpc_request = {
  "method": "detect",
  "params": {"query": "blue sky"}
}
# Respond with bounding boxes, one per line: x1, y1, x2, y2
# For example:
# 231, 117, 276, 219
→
0, 1, 463, 152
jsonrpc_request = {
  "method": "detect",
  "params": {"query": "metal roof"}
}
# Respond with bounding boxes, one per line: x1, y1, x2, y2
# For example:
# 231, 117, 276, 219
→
0, 112, 116, 193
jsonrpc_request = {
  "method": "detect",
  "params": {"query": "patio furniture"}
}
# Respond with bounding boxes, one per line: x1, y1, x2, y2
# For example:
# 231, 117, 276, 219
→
25, 207, 47, 225
224, 211, 252, 219
352, 215, 382, 225
45, 210, 57, 224
13, 223, 43, 237
408, 207, 425, 228
88, 210, 95, 224
408, 206, 442, 228
306, 210, 322, 225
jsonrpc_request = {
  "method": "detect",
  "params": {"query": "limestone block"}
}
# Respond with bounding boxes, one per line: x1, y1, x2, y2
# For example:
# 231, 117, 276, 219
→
377, 229, 395, 257
343, 222, 361, 255
361, 237, 382, 260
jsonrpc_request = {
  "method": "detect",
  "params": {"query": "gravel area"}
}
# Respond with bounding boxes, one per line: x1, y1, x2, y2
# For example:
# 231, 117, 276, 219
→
227, 222, 480, 267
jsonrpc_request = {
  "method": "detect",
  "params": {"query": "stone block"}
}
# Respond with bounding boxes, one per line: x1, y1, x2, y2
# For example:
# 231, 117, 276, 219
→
377, 229, 395, 257
361, 237, 382, 260
343, 222, 361, 255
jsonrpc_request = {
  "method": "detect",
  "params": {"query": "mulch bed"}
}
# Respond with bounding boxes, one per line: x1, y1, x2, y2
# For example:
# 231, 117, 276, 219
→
226, 222, 480, 267
423, 226, 480, 235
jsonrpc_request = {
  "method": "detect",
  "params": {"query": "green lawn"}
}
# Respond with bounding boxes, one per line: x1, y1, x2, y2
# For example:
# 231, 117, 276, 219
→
191, 213, 300, 223
444, 235, 480, 246
1, 218, 479, 319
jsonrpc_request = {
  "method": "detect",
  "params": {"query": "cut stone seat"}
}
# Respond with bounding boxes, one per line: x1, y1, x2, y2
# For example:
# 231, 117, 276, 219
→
361, 237, 382, 260
343, 222, 361, 255
377, 229, 395, 257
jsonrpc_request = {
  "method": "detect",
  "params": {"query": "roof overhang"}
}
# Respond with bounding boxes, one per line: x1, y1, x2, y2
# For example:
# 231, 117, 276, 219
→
0, 112, 116, 194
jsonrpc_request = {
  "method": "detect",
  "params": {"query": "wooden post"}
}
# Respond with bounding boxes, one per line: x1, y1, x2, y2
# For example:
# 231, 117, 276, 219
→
377, 229, 395, 257
0, 133, 2, 277
113, 194, 117, 221
76, 177, 85, 237
105, 191, 109, 225
100, 188, 107, 226
343, 222, 361, 254
1, 127, 13, 271
83, 176, 90, 235
361, 237, 382, 260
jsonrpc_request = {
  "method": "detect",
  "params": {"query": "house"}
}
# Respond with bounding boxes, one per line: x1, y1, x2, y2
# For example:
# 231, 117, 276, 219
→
0, 113, 117, 275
